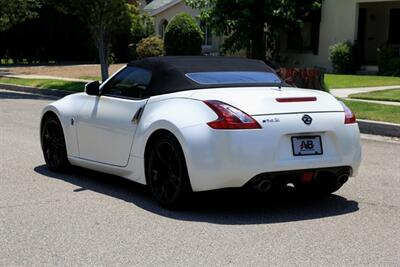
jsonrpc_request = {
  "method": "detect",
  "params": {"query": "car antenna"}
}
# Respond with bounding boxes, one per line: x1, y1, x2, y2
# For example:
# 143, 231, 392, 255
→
278, 79, 283, 91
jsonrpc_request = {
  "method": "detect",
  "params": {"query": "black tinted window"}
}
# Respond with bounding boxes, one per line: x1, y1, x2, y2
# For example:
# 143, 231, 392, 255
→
103, 66, 152, 99
186, 71, 281, 85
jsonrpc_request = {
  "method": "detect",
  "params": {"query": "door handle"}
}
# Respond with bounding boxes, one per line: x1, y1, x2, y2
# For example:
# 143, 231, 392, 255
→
132, 107, 144, 124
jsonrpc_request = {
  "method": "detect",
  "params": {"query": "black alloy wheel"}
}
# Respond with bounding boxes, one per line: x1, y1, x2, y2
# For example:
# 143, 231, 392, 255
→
41, 116, 69, 171
147, 135, 191, 208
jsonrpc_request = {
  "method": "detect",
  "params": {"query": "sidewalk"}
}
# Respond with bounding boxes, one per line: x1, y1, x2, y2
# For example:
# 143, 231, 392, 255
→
1, 74, 91, 82
0, 63, 124, 80
344, 98, 400, 106
330, 85, 400, 98
330, 85, 400, 106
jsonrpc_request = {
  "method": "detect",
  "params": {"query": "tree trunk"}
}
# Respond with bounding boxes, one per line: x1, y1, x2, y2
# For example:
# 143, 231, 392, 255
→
249, 1, 267, 61
97, 30, 109, 82
250, 23, 267, 61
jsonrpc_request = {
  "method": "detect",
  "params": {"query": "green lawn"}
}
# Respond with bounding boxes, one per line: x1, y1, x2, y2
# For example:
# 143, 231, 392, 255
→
0, 77, 86, 92
344, 100, 400, 124
349, 89, 400, 102
325, 74, 400, 89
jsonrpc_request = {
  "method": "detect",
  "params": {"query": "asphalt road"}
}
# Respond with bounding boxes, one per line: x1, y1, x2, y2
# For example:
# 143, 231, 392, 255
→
1, 90, 399, 266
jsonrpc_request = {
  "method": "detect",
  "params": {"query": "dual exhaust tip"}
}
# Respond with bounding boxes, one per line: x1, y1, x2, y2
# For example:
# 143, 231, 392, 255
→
252, 172, 350, 192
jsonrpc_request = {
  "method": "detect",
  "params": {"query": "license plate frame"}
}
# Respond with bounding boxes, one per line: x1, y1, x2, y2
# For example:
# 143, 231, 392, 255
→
291, 136, 323, 156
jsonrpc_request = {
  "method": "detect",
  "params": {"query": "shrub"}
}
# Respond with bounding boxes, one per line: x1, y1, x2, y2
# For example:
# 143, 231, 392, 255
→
378, 45, 400, 76
329, 41, 358, 74
164, 13, 204, 56
277, 68, 327, 92
384, 58, 400, 76
136, 36, 164, 59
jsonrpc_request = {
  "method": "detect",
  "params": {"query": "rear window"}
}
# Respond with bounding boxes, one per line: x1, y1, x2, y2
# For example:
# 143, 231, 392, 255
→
185, 71, 281, 85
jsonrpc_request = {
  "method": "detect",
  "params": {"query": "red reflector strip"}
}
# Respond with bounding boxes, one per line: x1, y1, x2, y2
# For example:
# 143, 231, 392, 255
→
300, 172, 314, 183
276, 97, 317, 103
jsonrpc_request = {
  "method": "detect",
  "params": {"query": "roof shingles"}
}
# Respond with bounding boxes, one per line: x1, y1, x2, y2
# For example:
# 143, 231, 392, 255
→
144, 0, 177, 11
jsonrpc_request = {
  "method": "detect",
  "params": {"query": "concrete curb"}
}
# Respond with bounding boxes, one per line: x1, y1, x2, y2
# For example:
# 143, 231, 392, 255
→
357, 119, 400, 138
1, 83, 399, 137
0, 83, 75, 98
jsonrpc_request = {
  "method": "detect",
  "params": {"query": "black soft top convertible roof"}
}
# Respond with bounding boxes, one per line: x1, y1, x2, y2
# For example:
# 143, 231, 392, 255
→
128, 56, 281, 96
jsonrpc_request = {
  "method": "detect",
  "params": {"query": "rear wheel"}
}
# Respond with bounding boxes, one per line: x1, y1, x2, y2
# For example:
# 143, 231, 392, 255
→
41, 116, 69, 171
146, 135, 191, 208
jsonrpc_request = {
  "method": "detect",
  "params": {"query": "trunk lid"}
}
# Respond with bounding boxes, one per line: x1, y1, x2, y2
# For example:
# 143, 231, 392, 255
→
189, 87, 343, 115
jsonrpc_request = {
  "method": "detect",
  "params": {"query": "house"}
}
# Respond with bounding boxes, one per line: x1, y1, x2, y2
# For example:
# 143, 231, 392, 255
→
144, 0, 400, 71
280, 0, 400, 71
143, 0, 221, 55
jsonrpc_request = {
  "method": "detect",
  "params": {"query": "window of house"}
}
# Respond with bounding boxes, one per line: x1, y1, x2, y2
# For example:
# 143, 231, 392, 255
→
200, 21, 213, 46
103, 66, 152, 99
388, 9, 400, 44
287, 11, 321, 55
159, 19, 168, 39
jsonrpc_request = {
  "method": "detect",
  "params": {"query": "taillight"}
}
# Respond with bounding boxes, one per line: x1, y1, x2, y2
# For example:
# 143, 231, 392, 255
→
339, 101, 356, 124
203, 100, 261, 129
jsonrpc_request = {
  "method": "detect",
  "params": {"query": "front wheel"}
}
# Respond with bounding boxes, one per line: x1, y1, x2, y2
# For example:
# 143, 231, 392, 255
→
146, 135, 191, 208
41, 116, 69, 171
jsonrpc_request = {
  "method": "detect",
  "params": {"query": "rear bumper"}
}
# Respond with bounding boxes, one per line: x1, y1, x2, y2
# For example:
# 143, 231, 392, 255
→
246, 166, 352, 188
179, 112, 362, 192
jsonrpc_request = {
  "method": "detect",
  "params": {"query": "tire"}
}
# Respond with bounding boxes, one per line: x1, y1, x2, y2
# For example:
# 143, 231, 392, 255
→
146, 134, 191, 208
41, 116, 69, 172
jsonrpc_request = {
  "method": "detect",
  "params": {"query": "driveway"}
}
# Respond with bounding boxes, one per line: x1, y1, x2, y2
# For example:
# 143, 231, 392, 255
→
1, 90, 399, 266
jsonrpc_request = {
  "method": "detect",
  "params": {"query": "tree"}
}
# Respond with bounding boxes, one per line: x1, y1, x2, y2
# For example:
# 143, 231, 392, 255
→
128, 3, 154, 45
47, 0, 131, 81
164, 13, 203, 56
187, 0, 322, 61
0, 0, 41, 32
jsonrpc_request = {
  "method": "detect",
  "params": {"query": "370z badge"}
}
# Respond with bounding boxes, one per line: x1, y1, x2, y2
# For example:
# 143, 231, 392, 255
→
302, 114, 313, 125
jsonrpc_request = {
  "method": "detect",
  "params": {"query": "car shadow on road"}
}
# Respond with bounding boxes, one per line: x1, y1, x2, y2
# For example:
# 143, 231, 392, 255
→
34, 165, 359, 225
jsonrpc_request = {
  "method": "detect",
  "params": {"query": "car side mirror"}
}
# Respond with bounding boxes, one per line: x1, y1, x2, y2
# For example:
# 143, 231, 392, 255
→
85, 81, 100, 96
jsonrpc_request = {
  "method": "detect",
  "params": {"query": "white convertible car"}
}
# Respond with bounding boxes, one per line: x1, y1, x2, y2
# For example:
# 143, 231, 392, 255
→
40, 56, 361, 207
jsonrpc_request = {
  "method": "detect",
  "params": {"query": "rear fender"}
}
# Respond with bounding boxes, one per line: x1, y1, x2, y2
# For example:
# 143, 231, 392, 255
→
129, 98, 216, 184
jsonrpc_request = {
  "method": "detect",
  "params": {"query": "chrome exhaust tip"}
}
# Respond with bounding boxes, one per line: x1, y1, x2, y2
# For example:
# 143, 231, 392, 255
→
254, 179, 272, 192
337, 174, 349, 186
